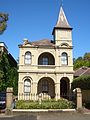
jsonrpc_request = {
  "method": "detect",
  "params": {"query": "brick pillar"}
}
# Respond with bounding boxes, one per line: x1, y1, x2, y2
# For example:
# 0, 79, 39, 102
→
5, 88, 13, 115
76, 88, 82, 109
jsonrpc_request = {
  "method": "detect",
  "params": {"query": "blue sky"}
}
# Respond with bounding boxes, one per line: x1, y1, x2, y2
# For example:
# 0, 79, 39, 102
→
0, 0, 90, 60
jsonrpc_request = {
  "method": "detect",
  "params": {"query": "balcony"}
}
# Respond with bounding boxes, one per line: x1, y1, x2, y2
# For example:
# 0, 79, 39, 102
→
18, 64, 73, 73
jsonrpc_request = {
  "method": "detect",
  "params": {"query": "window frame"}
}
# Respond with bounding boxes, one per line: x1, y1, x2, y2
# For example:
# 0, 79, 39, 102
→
24, 79, 31, 93
42, 80, 49, 93
42, 57, 48, 65
61, 52, 68, 65
24, 51, 31, 65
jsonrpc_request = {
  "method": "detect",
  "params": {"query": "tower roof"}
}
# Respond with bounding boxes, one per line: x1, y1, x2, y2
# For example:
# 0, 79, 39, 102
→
55, 7, 71, 29
52, 6, 72, 35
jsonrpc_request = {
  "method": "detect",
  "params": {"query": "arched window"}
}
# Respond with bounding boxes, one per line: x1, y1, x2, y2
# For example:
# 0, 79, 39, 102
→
61, 52, 68, 65
25, 52, 31, 64
24, 79, 31, 93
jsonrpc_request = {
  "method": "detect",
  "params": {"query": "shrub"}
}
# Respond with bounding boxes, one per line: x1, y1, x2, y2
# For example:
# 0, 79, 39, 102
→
84, 102, 90, 109
16, 99, 75, 109
72, 75, 90, 90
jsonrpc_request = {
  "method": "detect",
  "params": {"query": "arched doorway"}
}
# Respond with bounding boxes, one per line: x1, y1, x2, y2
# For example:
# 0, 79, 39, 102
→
60, 77, 70, 99
37, 77, 55, 99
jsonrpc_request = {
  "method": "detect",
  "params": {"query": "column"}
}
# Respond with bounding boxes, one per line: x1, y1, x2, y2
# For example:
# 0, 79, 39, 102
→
55, 83, 60, 100
32, 82, 38, 101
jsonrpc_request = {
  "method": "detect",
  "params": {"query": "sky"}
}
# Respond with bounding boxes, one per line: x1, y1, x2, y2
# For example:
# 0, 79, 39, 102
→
0, 0, 90, 60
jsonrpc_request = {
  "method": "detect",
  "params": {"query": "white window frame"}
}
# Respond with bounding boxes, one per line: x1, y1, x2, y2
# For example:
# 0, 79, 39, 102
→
61, 52, 68, 65
25, 52, 31, 64
24, 79, 31, 93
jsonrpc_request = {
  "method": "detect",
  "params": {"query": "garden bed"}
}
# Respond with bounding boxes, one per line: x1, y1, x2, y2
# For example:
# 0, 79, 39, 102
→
16, 99, 75, 109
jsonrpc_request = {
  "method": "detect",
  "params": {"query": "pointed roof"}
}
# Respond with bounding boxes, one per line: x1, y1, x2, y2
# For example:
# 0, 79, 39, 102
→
55, 7, 71, 28
52, 7, 72, 35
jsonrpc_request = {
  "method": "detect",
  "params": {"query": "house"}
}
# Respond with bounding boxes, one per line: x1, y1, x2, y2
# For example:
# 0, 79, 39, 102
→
0, 42, 8, 53
74, 66, 90, 77
18, 6, 74, 100
74, 66, 90, 103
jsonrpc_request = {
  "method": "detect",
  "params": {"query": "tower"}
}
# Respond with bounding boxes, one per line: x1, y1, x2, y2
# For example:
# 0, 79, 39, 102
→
52, 6, 73, 98
52, 7, 72, 47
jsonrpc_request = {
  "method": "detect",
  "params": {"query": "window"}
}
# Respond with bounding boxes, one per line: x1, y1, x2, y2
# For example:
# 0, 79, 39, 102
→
25, 52, 31, 64
42, 57, 48, 65
61, 52, 68, 65
24, 79, 31, 93
42, 80, 48, 93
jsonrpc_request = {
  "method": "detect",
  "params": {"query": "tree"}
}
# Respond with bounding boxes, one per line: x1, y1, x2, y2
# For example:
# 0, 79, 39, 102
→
0, 13, 8, 34
0, 52, 18, 95
84, 53, 90, 61
74, 52, 90, 70
0, 52, 10, 91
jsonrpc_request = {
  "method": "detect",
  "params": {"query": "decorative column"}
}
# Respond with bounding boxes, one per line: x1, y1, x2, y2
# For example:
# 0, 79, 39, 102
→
32, 82, 38, 101
69, 82, 72, 100
55, 83, 60, 100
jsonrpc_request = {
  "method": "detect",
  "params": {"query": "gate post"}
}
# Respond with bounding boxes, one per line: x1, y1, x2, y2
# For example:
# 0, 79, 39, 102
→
76, 88, 82, 109
5, 87, 13, 115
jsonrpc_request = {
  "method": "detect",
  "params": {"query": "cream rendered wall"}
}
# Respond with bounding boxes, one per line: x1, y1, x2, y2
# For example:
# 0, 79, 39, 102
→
18, 28, 73, 100
55, 29, 72, 46
18, 44, 73, 96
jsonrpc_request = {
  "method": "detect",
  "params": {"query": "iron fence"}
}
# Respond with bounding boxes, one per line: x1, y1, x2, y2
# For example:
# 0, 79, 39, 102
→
18, 92, 76, 102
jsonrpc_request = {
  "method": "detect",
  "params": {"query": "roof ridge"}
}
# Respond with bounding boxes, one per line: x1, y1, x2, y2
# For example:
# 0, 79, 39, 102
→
32, 39, 51, 43
80, 67, 89, 76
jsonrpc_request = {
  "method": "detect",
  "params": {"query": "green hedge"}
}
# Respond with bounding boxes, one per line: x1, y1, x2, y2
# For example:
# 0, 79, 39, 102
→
16, 99, 75, 109
72, 75, 90, 90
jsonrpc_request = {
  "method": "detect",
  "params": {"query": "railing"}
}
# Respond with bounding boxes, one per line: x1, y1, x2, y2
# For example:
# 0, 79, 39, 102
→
18, 93, 51, 101
18, 93, 76, 101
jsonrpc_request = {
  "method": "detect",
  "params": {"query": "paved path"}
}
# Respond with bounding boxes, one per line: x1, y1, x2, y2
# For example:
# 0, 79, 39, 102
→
0, 112, 90, 120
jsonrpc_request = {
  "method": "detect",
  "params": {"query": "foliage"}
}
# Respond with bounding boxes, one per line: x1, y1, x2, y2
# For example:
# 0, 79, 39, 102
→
0, 52, 18, 95
84, 102, 90, 109
0, 13, 8, 34
72, 75, 90, 90
74, 52, 90, 70
16, 99, 75, 109
83, 53, 90, 61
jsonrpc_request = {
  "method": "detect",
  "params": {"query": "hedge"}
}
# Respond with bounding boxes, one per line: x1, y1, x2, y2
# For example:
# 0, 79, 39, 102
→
72, 75, 90, 90
16, 99, 75, 109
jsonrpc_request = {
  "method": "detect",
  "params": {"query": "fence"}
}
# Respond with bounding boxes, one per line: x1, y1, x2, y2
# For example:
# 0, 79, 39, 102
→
18, 92, 76, 101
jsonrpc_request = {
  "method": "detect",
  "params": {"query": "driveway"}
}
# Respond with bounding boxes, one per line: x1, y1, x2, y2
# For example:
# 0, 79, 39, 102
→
0, 112, 90, 120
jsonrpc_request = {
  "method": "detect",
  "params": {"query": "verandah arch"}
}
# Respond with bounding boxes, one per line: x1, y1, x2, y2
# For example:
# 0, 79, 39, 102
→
37, 77, 55, 98
60, 77, 70, 99
38, 52, 55, 65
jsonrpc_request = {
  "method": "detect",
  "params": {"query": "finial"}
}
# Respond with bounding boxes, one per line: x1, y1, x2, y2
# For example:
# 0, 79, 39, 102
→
23, 38, 28, 44
60, 0, 63, 7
